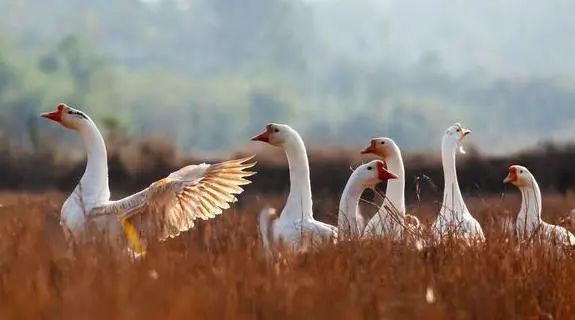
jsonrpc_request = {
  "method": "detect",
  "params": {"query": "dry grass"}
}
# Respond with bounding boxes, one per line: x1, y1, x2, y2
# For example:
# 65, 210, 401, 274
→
1, 192, 575, 319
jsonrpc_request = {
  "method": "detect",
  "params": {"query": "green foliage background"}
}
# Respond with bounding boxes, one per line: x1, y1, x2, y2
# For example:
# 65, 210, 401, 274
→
1, 0, 575, 153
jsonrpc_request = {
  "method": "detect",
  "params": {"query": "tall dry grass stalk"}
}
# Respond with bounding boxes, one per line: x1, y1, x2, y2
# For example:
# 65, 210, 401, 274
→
0, 193, 575, 319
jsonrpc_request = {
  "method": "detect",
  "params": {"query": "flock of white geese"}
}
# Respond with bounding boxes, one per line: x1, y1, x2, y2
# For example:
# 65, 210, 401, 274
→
40, 103, 575, 256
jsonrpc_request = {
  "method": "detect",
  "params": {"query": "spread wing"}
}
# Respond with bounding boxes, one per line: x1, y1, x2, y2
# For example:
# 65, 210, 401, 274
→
93, 156, 256, 242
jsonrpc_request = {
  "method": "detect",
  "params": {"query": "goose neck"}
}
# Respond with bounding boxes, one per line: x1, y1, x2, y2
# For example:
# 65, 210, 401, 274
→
517, 179, 542, 232
282, 136, 313, 219
441, 141, 467, 216
77, 119, 110, 208
384, 152, 406, 215
338, 175, 364, 236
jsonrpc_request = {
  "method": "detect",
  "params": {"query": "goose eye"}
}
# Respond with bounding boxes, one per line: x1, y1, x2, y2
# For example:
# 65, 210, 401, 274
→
456, 129, 461, 132
367, 166, 372, 171
67, 110, 87, 119
381, 141, 385, 145
274, 128, 279, 133
520, 170, 524, 174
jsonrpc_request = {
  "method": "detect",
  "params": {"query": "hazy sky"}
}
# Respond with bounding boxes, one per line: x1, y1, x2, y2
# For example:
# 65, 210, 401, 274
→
1, 0, 575, 154
308, 0, 575, 77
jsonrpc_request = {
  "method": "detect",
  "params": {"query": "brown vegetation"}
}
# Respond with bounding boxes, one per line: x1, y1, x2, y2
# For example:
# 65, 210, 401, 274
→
2, 141, 575, 318
1, 191, 575, 319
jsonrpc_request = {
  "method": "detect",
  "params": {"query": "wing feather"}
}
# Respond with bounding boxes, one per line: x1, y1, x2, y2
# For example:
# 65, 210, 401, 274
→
176, 195, 196, 228
196, 186, 228, 211
181, 190, 208, 220
100, 156, 256, 242
195, 201, 213, 220
202, 183, 238, 203
205, 178, 245, 194
189, 187, 230, 210
196, 195, 218, 217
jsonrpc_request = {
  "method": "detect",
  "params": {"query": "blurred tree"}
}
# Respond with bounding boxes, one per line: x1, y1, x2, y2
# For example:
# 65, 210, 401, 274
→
0, 0, 574, 154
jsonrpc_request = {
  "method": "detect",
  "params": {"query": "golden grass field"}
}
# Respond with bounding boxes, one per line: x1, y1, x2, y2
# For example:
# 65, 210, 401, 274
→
1, 191, 575, 320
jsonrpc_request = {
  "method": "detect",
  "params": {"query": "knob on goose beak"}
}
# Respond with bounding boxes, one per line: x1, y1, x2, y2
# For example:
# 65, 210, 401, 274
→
251, 129, 270, 143
376, 161, 397, 181
361, 140, 376, 154
41, 103, 65, 123
503, 167, 518, 184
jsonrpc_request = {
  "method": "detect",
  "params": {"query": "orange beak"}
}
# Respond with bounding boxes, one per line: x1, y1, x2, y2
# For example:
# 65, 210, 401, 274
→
376, 161, 398, 181
251, 129, 270, 143
41, 104, 64, 123
503, 167, 518, 184
361, 140, 376, 154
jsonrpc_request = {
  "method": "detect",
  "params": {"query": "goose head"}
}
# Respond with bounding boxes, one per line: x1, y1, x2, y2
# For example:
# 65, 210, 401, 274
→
442, 122, 471, 154
251, 123, 297, 147
503, 165, 533, 188
361, 137, 399, 158
41, 103, 89, 130
353, 160, 398, 188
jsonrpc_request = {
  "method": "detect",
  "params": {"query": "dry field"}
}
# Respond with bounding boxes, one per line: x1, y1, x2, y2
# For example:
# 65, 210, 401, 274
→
1, 191, 575, 320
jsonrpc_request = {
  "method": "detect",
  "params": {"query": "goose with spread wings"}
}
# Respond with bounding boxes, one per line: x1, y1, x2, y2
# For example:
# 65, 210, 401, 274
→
42, 103, 255, 251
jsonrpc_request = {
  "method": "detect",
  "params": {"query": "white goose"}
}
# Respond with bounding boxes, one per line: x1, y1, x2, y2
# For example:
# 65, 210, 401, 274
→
504, 165, 575, 246
42, 103, 255, 251
360, 137, 421, 238
252, 123, 337, 252
431, 123, 485, 242
337, 160, 398, 238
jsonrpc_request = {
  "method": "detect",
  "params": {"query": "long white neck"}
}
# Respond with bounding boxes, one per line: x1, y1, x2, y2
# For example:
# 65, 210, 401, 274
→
516, 177, 542, 234
384, 150, 405, 216
281, 133, 313, 220
338, 174, 364, 236
440, 139, 468, 217
76, 119, 110, 209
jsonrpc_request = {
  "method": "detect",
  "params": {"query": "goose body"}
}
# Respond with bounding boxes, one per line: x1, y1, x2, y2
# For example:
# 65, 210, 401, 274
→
504, 165, 575, 246
337, 160, 398, 238
253, 123, 337, 252
42, 104, 255, 249
431, 123, 485, 242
